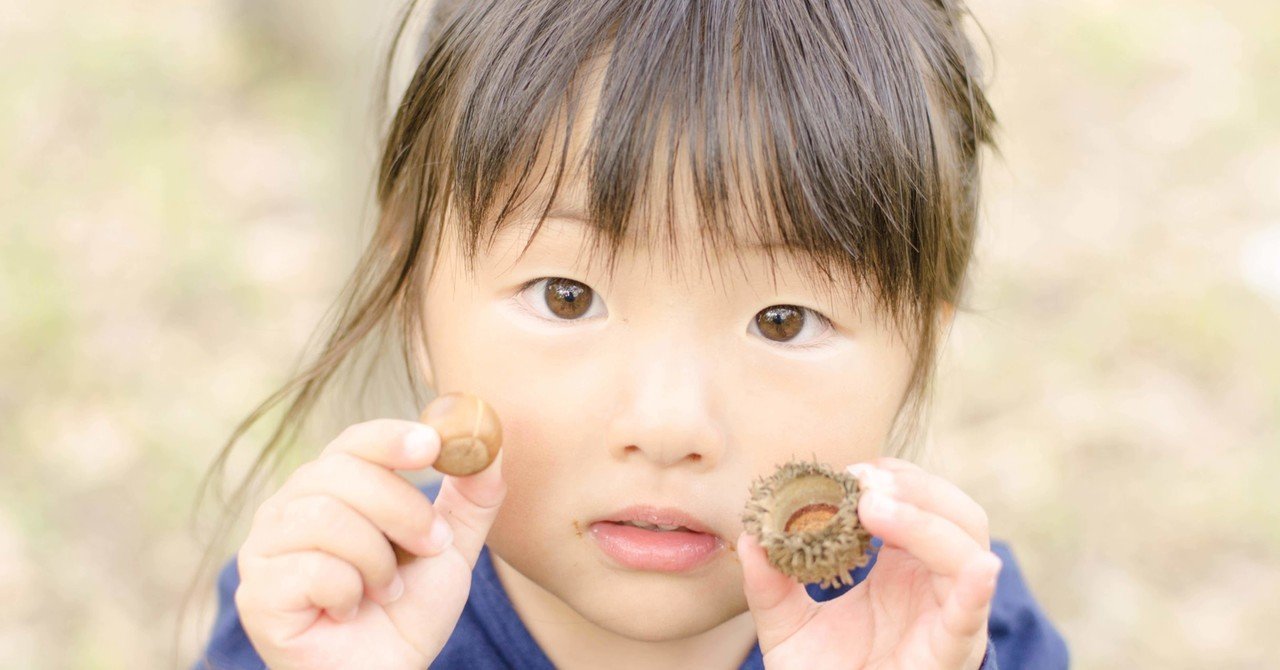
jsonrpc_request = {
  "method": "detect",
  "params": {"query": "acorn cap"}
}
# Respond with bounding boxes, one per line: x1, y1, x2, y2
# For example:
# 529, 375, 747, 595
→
741, 457, 874, 588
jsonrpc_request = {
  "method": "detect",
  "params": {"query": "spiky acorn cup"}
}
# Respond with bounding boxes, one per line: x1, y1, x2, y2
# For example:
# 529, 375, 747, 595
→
741, 458, 875, 588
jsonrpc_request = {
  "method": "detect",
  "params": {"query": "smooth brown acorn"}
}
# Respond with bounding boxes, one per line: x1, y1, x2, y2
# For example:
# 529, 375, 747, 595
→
420, 391, 503, 477
394, 391, 503, 564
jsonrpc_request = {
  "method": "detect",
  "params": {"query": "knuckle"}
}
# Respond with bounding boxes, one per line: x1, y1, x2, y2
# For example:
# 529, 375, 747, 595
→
291, 458, 326, 483
489, 479, 509, 507
322, 451, 360, 472
281, 495, 339, 535
903, 500, 932, 528
302, 552, 331, 583
403, 500, 437, 538
302, 495, 345, 526
233, 582, 252, 614
278, 559, 313, 596
317, 553, 363, 594
363, 417, 401, 434
332, 418, 396, 450
974, 508, 991, 540
251, 498, 283, 528
236, 550, 256, 578
367, 556, 397, 588
886, 465, 918, 491
296, 455, 346, 487
332, 422, 365, 447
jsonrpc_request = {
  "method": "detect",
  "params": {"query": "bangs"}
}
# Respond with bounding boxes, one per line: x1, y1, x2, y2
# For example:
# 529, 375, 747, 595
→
381, 0, 994, 336
189, 1, 998, 601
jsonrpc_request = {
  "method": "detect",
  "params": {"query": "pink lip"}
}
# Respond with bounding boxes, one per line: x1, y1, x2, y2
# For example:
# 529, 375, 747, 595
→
587, 505, 725, 573
596, 505, 720, 535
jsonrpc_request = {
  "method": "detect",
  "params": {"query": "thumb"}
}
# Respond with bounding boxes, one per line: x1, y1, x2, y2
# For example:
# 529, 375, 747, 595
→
432, 448, 507, 568
738, 531, 820, 654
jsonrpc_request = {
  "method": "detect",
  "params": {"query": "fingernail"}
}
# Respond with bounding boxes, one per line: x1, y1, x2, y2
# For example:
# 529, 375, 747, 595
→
404, 426, 437, 461
384, 573, 404, 603
849, 464, 895, 495
426, 516, 453, 554
847, 463, 872, 480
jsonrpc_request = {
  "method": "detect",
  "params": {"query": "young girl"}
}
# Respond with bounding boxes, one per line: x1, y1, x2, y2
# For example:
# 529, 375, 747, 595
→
193, 0, 1069, 667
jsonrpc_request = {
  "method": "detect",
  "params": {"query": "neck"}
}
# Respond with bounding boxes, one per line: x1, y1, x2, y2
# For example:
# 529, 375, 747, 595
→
490, 553, 759, 670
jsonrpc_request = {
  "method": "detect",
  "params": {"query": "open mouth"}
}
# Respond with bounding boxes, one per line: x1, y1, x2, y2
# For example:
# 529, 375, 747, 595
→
588, 520, 723, 572
610, 520, 697, 532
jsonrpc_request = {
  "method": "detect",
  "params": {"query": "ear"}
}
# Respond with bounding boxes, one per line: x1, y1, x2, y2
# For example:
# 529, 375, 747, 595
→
938, 300, 956, 330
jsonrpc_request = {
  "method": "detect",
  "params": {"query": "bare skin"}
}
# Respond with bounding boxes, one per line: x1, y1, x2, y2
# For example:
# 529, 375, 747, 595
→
233, 53, 997, 670
413, 191, 994, 669
231, 173, 995, 670
234, 420, 507, 670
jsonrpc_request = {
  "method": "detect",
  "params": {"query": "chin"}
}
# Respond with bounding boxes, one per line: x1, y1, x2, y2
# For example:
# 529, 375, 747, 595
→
562, 552, 752, 640
570, 575, 743, 641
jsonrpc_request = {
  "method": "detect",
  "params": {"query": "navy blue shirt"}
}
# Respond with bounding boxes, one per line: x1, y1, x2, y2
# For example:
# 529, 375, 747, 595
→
195, 479, 1069, 669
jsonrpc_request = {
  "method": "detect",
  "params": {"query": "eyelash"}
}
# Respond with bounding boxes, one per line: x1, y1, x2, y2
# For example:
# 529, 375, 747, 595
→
512, 277, 605, 326
763, 308, 837, 351
512, 277, 836, 349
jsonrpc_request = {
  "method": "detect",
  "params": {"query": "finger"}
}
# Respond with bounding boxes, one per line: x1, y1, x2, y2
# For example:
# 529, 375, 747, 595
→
321, 419, 442, 471
736, 531, 820, 655
236, 550, 364, 642
278, 454, 454, 560
857, 491, 981, 579
847, 460, 990, 549
930, 550, 1002, 667
251, 494, 404, 606
431, 448, 506, 568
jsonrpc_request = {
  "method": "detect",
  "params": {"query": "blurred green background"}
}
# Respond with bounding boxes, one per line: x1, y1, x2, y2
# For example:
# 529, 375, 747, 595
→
2, 0, 1277, 668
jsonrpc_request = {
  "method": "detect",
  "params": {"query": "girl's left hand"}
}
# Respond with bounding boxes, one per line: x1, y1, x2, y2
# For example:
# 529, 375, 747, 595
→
737, 457, 1002, 670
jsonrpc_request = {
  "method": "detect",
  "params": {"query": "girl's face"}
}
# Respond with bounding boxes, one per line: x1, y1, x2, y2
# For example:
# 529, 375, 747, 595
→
416, 86, 930, 641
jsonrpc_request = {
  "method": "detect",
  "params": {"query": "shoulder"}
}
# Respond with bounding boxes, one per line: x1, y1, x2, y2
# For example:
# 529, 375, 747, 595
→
986, 539, 1071, 669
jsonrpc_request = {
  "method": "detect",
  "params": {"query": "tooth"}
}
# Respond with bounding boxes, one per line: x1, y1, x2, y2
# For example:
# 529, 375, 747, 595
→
618, 520, 695, 531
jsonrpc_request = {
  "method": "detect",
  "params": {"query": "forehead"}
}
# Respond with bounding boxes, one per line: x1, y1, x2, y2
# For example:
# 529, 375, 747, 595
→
476, 52, 830, 276
440, 37, 887, 317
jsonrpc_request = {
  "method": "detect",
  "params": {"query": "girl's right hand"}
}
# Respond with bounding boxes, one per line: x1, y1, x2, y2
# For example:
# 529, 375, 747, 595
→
234, 419, 507, 670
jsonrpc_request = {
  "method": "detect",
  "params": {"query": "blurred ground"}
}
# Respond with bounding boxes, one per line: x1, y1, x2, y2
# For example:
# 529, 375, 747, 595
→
2, 0, 1277, 668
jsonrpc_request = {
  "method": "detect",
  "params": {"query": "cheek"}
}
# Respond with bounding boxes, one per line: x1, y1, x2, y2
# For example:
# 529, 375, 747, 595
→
734, 345, 913, 467
482, 407, 588, 587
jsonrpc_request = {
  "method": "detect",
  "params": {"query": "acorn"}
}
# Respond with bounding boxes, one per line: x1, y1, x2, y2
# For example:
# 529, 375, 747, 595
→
741, 457, 874, 588
419, 391, 503, 476
394, 391, 503, 565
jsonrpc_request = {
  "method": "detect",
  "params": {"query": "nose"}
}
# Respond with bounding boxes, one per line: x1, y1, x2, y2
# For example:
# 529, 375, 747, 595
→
605, 331, 727, 470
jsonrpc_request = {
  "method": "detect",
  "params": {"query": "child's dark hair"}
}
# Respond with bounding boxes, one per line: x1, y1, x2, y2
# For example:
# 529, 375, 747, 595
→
183, 0, 996, 664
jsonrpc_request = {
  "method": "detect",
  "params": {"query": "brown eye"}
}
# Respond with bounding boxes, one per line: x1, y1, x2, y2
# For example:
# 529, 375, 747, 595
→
756, 305, 805, 342
543, 277, 594, 319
